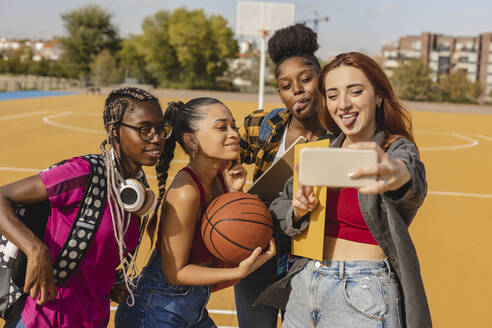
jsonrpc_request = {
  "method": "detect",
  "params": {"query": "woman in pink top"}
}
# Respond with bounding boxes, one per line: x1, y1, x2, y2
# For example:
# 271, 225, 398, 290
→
0, 87, 172, 327
115, 97, 275, 328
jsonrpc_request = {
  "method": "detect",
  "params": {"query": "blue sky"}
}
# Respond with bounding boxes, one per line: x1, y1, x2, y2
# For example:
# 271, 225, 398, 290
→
1, 0, 491, 58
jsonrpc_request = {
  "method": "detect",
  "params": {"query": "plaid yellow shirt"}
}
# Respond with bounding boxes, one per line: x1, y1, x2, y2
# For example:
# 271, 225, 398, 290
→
239, 108, 291, 181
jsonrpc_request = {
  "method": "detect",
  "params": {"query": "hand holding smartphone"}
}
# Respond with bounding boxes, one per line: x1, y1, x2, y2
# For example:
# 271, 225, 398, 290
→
298, 148, 377, 188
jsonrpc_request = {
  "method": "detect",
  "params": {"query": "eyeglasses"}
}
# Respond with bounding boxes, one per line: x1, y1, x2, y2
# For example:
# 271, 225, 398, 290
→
119, 122, 173, 141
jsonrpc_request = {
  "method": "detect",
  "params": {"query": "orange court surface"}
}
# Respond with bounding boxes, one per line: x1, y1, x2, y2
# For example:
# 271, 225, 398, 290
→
0, 93, 491, 327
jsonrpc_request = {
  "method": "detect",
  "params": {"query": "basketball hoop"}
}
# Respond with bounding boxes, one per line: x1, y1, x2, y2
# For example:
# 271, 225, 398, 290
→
237, 1, 295, 109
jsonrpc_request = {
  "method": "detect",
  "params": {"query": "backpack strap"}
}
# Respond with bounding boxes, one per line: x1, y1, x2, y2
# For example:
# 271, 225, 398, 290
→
258, 108, 288, 143
51, 154, 107, 283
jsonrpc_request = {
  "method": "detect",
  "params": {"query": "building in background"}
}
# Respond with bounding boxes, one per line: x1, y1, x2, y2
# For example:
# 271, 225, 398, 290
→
0, 37, 61, 61
381, 32, 492, 99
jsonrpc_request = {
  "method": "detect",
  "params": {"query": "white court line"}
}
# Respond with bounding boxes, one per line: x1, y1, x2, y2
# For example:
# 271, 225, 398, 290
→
0, 167, 40, 173
476, 134, 492, 142
428, 191, 492, 198
2, 168, 491, 198
0, 110, 48, 120
42, 112, 104, 134
416, 131, 479, 151
35, 114, 483, 152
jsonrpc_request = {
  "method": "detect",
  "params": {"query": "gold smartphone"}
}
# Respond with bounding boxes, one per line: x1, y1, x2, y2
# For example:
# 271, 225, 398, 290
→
298, 148, 377, 188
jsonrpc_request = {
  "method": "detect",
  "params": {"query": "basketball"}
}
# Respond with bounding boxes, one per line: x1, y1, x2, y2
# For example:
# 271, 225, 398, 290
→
201, 192, 273, 264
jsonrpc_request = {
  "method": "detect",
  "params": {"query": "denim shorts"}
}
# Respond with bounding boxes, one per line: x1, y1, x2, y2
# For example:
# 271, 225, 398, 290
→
114, 250, 216, 328
283, 259, 403, 328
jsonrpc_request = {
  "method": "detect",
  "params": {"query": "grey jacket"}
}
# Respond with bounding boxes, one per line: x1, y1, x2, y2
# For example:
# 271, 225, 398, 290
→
258, 130, 432, 328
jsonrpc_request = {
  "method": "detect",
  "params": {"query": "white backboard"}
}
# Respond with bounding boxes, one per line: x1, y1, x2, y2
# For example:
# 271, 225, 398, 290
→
237, 1, 295, 37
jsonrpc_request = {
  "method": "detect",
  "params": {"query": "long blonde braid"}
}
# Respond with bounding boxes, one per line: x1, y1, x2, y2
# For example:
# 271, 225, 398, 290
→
101, 87, 161, 305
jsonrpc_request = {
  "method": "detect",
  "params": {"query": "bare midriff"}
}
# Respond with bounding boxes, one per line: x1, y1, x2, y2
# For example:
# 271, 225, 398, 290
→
323, 236, 386, 261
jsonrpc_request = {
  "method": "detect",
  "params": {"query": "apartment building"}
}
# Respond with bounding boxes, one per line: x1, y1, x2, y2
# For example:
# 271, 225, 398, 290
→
381, 32, 492, 98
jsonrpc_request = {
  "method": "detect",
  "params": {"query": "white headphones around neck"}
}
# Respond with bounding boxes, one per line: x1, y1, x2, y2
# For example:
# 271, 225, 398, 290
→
118, 178, 157, 217
111, 148, 157, 217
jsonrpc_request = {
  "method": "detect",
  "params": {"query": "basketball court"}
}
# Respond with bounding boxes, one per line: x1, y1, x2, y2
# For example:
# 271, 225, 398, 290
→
0, 93, 491, 327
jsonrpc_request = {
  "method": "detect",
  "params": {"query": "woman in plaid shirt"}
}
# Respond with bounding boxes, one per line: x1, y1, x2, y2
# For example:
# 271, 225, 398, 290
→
235, 24, 327, 328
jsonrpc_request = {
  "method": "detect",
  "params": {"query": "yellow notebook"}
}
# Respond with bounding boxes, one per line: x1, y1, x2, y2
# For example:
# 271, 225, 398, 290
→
291, 138, 331, 261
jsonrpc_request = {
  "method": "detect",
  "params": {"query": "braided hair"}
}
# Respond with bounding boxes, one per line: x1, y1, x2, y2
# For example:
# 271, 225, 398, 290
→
146, 97, 224, 241
103, 87, 159, 136
100, 87, 163, 306
267, 23, 321, 77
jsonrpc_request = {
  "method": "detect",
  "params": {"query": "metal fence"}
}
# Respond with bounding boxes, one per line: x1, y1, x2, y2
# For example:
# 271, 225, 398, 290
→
0, 75, 81, 92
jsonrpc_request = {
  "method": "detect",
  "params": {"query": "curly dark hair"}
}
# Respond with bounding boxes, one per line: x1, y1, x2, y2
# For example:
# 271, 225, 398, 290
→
267, 23, 321, 76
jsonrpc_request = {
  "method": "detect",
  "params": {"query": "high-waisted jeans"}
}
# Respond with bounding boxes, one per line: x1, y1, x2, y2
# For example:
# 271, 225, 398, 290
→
115, 250, 215, 328
283, 259, 403, 328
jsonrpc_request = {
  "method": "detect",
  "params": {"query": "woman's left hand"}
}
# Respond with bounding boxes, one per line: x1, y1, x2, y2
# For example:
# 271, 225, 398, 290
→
222, 160, 247, 192
348, 142, 411, 194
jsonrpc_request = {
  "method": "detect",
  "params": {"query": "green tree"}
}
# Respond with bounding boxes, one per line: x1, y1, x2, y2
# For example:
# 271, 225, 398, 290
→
390, 58, 436, 101
139, 11, 179, 86
90, 50, 120, 86
438, 70, 481, 103
0, 59, 6, 74
28, 58, 51, 76
117, 35, 153, 84
58, 4, 120, 81
5, 56, 25, 74
139, 7, 238, 89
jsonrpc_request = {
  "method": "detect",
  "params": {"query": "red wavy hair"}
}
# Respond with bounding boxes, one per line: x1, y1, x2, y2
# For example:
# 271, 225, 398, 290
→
317, 52, 416, 149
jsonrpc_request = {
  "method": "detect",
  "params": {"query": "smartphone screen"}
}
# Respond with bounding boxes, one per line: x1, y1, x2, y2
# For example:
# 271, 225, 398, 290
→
299, 148, 377, 188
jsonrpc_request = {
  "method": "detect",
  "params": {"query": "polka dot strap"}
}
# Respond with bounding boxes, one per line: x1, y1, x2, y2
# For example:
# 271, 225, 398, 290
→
51, 154, 107, 283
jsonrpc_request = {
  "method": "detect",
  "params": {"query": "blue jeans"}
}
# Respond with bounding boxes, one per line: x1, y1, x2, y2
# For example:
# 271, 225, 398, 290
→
234, 257, 279, 328
283, 259, 403, 328
15, 318, 26, 328
114, 251, 215, 328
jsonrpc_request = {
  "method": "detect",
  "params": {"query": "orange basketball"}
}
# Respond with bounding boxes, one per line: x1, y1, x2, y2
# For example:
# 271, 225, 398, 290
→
201, 191, 273, 264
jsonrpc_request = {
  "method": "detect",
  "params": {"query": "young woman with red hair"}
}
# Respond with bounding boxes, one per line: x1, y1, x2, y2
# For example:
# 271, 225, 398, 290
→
267, 52, 431, 327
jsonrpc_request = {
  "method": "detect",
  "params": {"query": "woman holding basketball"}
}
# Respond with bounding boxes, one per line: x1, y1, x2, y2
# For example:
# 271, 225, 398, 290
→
115, 97, 275, 328
236, 23, 327, 328
0, 88, 171, 327
267, 53, 431, 327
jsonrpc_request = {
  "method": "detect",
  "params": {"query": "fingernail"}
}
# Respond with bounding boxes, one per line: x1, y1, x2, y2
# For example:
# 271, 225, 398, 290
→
347, 172, 355, 177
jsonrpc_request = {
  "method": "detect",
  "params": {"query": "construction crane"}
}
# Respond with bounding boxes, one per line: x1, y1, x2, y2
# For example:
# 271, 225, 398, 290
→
299, 10, 329, 34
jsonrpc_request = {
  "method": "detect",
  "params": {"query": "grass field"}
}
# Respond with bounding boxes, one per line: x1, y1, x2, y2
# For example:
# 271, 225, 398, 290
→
1, 94, 491, 327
